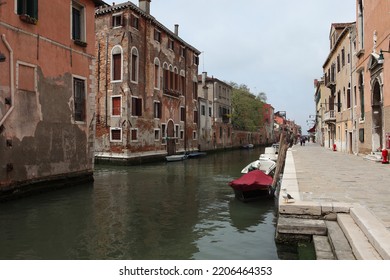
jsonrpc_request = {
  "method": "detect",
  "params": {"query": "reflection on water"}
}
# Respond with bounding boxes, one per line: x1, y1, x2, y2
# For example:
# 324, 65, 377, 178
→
0, 147, 295, 260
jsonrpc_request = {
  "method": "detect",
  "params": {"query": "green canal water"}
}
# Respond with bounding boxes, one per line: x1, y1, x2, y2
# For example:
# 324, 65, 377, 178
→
0, 147, 308, 259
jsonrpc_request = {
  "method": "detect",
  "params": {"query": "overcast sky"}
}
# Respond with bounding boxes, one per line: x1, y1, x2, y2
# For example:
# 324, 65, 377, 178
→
114, 0, 356, 132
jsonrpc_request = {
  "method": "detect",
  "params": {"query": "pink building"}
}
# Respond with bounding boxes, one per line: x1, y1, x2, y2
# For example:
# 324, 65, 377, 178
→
0, 0, 103, 200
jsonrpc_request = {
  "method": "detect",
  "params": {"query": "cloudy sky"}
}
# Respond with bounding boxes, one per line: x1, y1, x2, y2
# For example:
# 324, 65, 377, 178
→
115, 0, 356, 132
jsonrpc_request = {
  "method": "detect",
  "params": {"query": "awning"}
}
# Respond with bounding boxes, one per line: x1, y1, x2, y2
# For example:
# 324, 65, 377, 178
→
307, 124, 316, 133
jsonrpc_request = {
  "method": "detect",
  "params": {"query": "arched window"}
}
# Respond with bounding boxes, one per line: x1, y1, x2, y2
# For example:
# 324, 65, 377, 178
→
111, 45, 123, 82
163, 62, 169, 90
131, 47, 139, 83
154, 58, 160, 89
174, 67, 179, 91
169, 65, 174, 90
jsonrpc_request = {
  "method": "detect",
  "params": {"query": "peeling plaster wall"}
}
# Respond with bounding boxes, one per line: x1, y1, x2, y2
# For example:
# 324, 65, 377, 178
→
0, 0, 96, 193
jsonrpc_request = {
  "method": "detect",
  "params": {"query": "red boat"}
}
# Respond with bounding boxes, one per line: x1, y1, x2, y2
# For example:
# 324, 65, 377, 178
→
228, 170, 274, 202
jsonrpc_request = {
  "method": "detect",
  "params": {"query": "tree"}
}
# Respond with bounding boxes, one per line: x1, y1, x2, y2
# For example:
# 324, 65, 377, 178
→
229, 82, 267, 132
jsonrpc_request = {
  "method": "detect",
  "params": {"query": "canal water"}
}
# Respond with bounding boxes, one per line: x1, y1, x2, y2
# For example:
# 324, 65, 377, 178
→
0, 147, 299, 260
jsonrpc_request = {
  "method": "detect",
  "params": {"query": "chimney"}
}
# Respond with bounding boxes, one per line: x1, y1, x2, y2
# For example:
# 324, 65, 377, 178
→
174, 24, 179, 36
202, 72, 207, 86
139, 0, 151, 14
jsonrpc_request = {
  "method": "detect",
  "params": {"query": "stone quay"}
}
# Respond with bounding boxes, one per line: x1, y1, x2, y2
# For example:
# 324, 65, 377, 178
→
276, 142, 390, 260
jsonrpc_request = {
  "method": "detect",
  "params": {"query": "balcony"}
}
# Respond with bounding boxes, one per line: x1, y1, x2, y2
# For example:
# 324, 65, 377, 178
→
324, 110, 336, 123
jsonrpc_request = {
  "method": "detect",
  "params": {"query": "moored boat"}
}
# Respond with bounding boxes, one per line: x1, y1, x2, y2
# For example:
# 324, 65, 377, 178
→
228, 170, 274, 202
165, 154, 188, 162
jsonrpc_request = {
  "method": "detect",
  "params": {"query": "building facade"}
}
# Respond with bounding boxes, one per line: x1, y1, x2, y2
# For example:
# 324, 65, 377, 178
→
323, 22, 356, 153
0, 0, 102, 198
354, 0, 390, 155
94, 1, 201, 161
197, 73, 232, 151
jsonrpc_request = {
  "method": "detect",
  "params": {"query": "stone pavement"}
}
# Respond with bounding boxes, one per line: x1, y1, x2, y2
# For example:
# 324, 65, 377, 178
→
290, 142, 390, 230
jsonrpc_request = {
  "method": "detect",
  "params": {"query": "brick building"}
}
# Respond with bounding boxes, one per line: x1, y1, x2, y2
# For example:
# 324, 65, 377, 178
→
94, 1, 201, 162
0, 0, 103, 199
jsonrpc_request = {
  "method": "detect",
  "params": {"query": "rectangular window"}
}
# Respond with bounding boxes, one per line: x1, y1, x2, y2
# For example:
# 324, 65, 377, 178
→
112, 96, 121, 116
131, 97, 142, 116
17, 62, 36, 92
17, 0, 38, 21
110, 128, 122, 142
112, 13, 123, 28
193, 54, 199, 65
180, 130, 184, 140
73, 77, 86, 122
154, 129, 160, 141
193, 82, 198, 100
180, 46, 185, 57
193, 110, 198, 124
154, 29, 161, 42
175, 124, 179, 143
131, 15, 139, 29
193, 131, 197, 140
209, 107, 212, 117
131, 128, 138, 142
180, 106, 185, 122
154, 101, 161, 119
168, 38, 174, 50
72, 1, 85, 43
201, 105, 206, 116
161, 124, 166, 144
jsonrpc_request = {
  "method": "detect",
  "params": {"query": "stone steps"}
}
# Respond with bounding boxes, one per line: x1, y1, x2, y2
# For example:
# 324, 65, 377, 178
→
277, 205, 390, 260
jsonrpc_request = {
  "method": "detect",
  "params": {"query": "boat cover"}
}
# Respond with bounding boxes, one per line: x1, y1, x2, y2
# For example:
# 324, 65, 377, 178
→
228, 170, 273, 191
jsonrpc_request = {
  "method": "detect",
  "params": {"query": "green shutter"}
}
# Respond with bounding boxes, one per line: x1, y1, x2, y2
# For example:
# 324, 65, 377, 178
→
17, 0, 23, 15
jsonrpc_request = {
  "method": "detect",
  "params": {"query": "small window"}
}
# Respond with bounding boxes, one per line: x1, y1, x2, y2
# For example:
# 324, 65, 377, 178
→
73, 77, 86, 122
161, 123, 166, 144
193, 130, 197, 140
209, 107, 212, 117
180, 130, 184, 140
154, 129, 160, 141
154, 101, 161, 119
154, 29, 161, 42
72, 1, 86, 46
131, 128, 138, 142
17, 0, 38, 23
193, 110, 198, 124
180, 107, 185, 122
131, 97, 142, 116
180, 46, 185, 57
112, 13, 123, 28
131, 14, 139, 29
201, 105, 206, 116
110, 128, 122, 142
193, 54, 199, 65
168, 38, 174, 50
112, 96, 121, 116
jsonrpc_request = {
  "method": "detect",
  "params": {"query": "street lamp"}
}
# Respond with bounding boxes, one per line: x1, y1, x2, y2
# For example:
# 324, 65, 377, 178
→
378, 49, 390, 64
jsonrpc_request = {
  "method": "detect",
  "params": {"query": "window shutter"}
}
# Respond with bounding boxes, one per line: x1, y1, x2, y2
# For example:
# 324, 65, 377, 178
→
113, 53, 121, 81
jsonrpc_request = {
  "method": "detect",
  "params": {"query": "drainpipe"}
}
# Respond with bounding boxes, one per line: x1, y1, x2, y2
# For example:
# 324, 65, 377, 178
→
0, 34, 14, 127
105, 34, 109, 127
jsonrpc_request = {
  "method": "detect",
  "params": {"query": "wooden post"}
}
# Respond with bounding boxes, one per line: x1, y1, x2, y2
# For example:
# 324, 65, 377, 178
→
272, 133, 289, 190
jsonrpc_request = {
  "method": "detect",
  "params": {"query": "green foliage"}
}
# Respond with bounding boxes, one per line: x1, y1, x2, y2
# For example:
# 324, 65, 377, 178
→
229, 82, 267, 132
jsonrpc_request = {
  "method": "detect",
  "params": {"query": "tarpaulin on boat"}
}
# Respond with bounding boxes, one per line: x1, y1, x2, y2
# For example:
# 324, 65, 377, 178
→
228, 170, 273, 191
